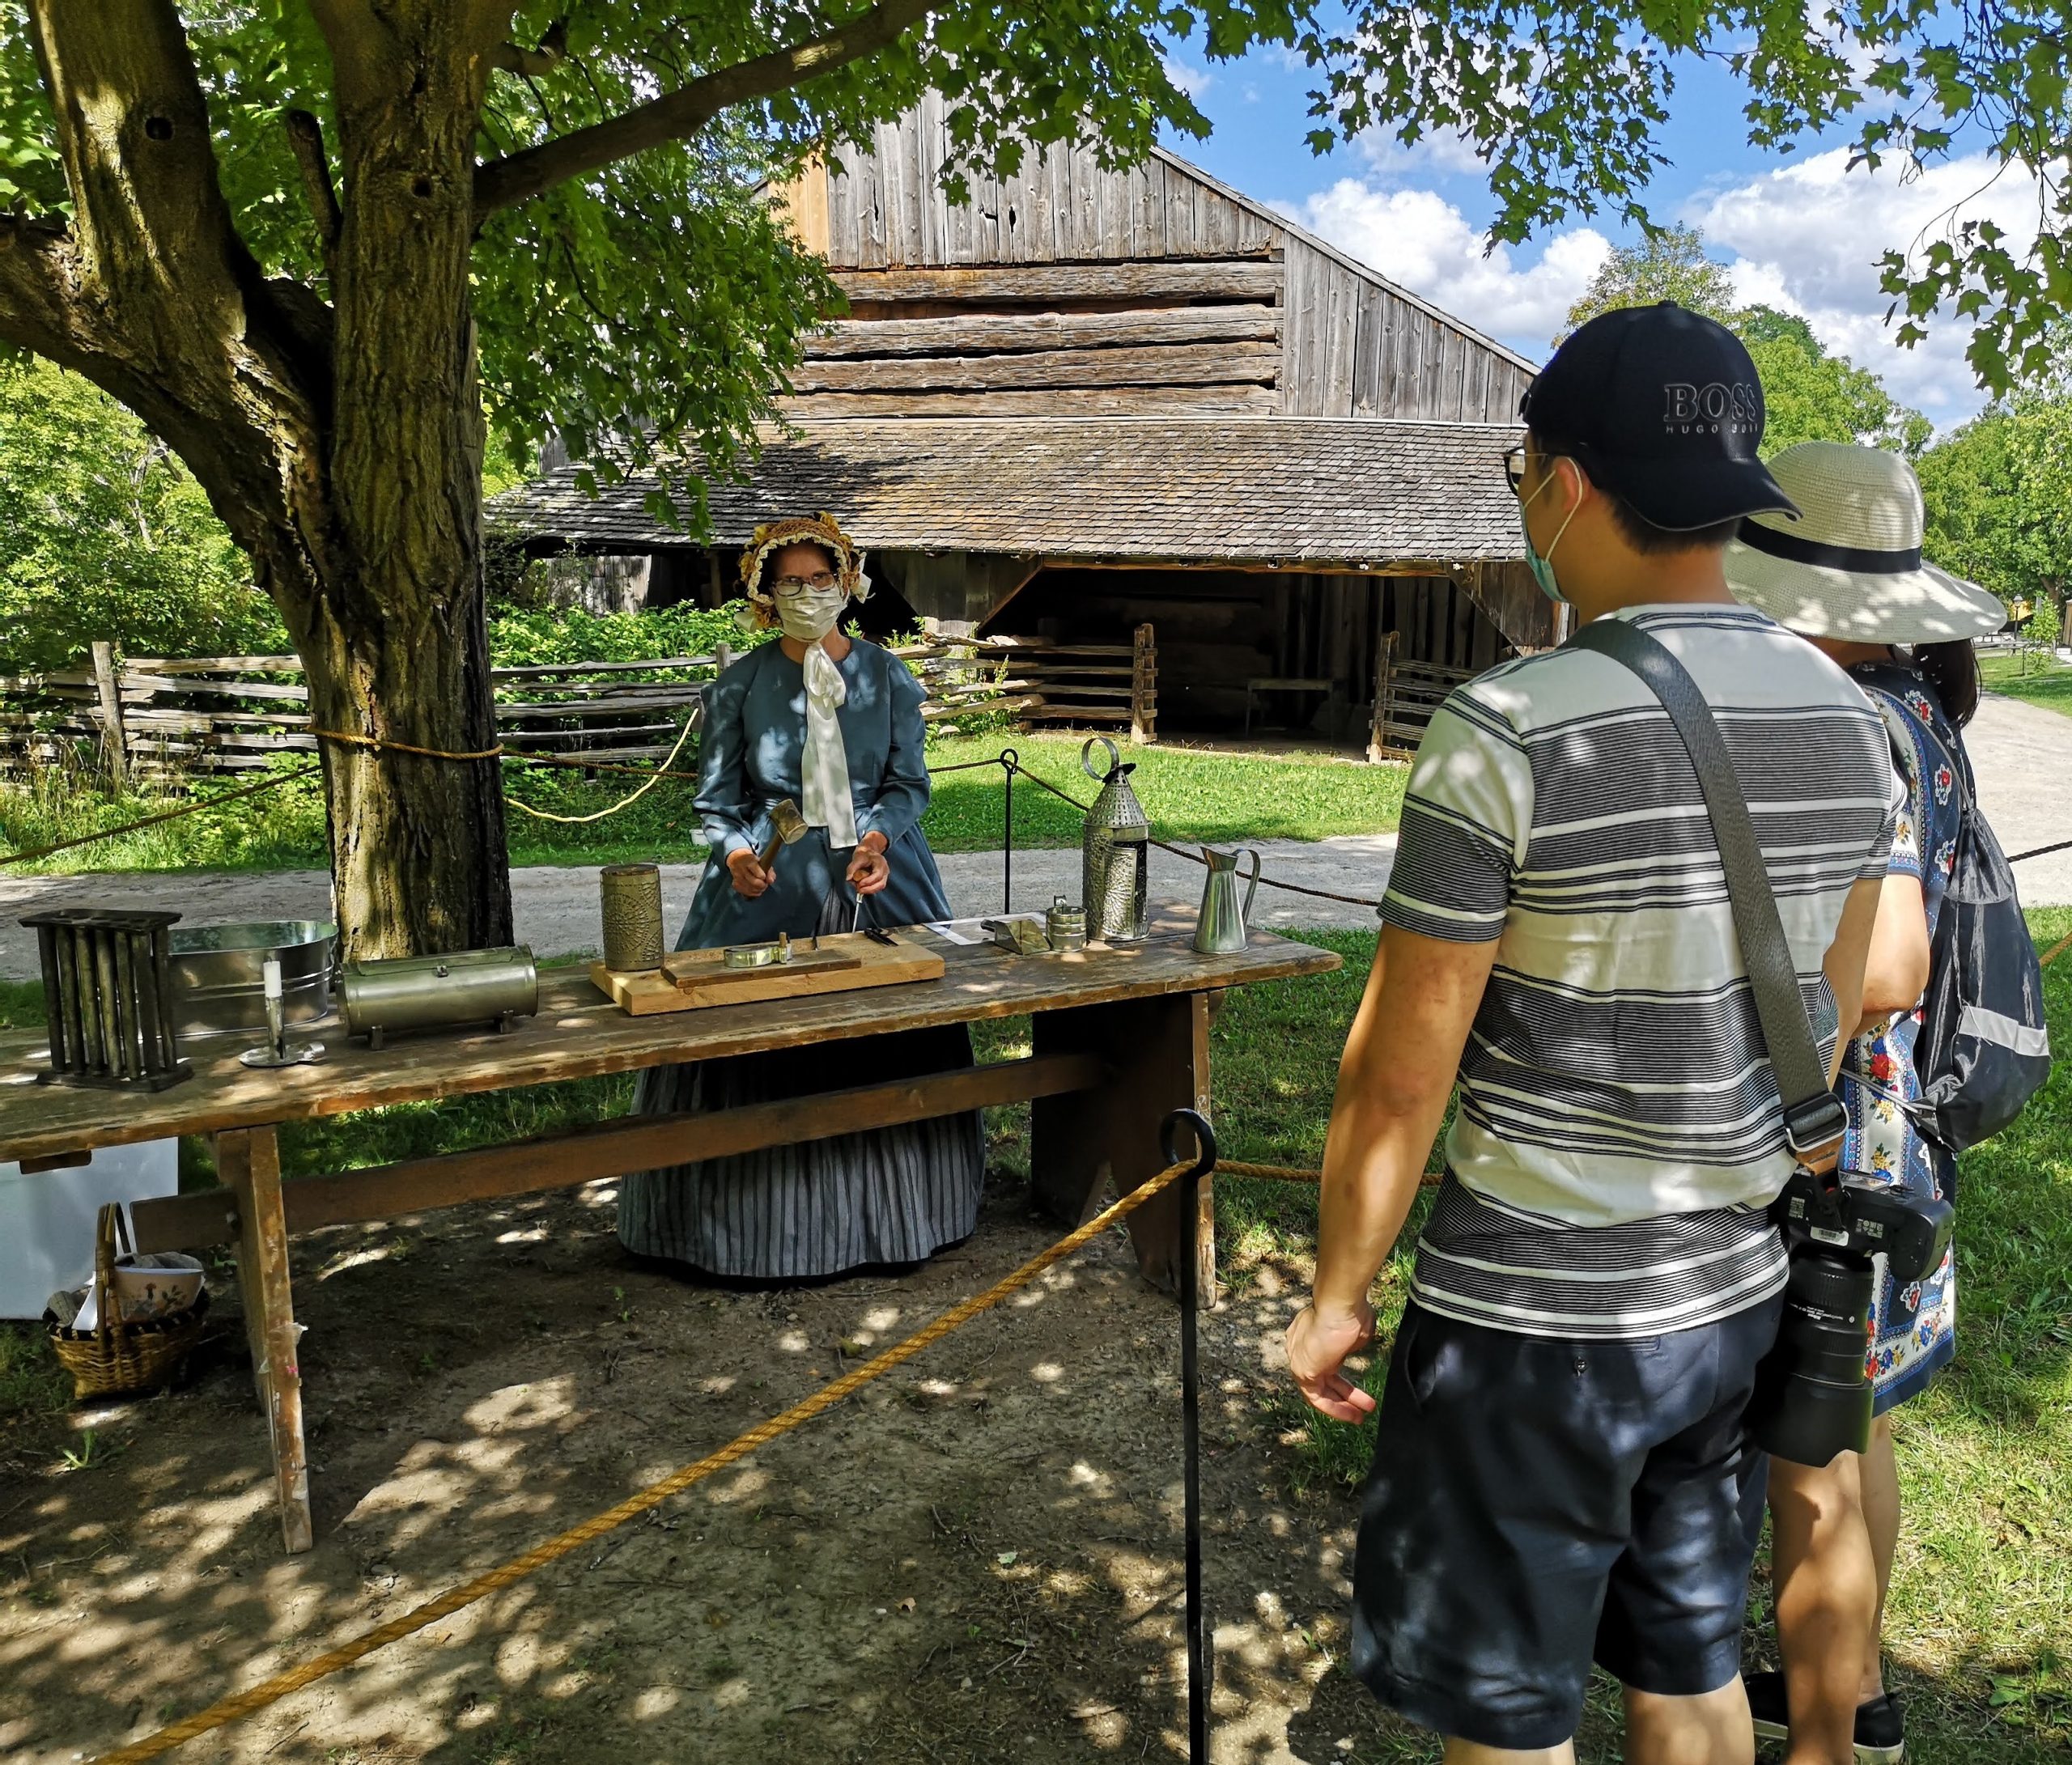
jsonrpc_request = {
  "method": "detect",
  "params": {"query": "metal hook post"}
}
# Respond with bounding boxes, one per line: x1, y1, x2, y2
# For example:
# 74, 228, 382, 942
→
1160, 1106, 1217, 1765
999, 748, 1018, 914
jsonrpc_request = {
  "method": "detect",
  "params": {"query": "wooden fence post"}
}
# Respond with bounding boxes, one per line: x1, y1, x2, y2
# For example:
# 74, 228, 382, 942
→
1130, 622, 1157, 745
1367, 630, 1397, 764
90, 640, 127, 788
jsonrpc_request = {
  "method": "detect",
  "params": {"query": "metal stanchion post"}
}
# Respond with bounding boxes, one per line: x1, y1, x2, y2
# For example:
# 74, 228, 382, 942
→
1000, 749, 1017, 914
1161, 1106, 1218, 1765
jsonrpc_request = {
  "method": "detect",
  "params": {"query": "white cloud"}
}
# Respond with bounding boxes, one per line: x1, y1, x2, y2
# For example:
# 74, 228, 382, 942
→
1688, 147, 2052, 426
1280, 180, 1609, 348
1161, 54, 1214, 100
1354, 124, 1489, 183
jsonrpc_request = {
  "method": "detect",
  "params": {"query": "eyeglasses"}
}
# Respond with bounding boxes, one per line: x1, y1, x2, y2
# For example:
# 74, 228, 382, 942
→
1501, 444, 1528, 494
771, 571, 839, 596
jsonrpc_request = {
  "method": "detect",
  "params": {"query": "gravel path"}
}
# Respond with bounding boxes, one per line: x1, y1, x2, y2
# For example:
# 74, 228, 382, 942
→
2, 693, 2062, 979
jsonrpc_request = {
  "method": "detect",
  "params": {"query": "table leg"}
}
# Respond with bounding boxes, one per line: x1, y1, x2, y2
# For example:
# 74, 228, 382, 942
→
1031, 991, 1214, 1303
220, 1126, 312, 1554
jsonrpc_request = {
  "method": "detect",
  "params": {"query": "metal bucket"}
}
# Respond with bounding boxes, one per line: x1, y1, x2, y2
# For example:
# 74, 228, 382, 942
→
168, 921, 338, 1042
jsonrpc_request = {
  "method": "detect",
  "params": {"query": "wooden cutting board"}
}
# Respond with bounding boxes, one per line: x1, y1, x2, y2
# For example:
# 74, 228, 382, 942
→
590, 930, 946, 1016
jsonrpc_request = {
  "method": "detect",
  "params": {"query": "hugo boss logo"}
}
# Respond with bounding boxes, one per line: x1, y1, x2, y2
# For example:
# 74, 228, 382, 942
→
1662, 381, 1760, 433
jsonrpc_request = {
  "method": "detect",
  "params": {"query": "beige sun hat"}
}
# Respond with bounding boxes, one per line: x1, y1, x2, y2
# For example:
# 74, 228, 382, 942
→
1724, 441, 2009, 643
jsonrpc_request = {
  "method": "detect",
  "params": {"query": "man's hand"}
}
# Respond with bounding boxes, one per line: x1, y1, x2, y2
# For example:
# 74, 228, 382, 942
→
726, 847, 774, 898
847, 832, 890, 896
1285, 1300, 1379, 1423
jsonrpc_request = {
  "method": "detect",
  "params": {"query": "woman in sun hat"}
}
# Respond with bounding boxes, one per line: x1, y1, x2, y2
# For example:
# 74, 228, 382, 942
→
617, 511, 983, 1286
1726, 441, 2009, 1765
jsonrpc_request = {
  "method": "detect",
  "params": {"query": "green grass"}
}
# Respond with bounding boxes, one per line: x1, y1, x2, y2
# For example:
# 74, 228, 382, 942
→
0, 731, 1405, 875
1981, 647, 2072, 716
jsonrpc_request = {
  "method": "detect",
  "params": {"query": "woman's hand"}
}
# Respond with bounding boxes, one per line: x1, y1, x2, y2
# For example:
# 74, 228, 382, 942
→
847, 833, 891, 897
1285, 1299, 1379, 1423
726, 847, 774, 898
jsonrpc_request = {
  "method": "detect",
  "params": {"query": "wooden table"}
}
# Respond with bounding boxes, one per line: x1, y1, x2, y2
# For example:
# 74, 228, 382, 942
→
0, 910, 1336, 1553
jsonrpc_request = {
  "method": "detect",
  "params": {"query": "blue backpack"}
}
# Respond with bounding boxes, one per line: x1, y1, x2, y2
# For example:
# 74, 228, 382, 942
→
1910, 740, 2052, 1152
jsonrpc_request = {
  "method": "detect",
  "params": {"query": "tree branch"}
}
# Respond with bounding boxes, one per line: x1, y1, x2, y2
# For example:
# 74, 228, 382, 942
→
472, 0, 929, 219
283, 108, 342, 271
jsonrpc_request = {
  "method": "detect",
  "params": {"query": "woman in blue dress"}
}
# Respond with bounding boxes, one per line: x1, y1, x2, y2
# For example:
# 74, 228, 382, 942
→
618, 513, 983, 1282
1726, 442, 2010, 1763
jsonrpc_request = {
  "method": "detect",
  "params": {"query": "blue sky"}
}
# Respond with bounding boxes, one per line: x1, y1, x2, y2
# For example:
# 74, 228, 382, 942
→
1156, 39, 2038, 430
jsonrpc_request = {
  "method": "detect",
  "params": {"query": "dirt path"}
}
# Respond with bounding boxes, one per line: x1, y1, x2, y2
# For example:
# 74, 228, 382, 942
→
0, 1175, 1454, 1765
4, 689, 2063, 980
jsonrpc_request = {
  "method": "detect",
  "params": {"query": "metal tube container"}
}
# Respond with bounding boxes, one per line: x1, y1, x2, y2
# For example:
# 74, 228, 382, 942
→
340, 946, 540, 1049
599, 864, 665, 973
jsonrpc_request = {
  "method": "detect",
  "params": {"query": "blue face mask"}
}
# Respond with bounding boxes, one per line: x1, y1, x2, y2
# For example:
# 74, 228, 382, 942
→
1518, 463, 1580, 605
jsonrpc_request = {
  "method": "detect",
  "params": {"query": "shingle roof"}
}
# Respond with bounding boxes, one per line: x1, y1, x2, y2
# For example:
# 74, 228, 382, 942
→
493, 416, 1525, 565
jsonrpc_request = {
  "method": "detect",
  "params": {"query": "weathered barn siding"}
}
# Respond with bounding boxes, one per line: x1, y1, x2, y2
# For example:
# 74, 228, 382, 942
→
799, 101, 1533, 432
1280, 237, 1532, 422
822, 92, 1277, 268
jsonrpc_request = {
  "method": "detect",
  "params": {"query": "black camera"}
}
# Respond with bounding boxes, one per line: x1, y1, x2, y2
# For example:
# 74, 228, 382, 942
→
1748, 1161, 1955, 1467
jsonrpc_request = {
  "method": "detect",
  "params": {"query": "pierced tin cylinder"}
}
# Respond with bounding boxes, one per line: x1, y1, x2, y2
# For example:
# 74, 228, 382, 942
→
600, 863, 666, 973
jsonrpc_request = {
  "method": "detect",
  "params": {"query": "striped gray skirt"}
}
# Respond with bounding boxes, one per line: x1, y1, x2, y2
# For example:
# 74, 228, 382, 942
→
616, 1025, 986, 1280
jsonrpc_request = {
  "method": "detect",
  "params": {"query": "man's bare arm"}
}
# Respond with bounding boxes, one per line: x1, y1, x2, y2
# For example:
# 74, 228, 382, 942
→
1286, 923, 1497, 1421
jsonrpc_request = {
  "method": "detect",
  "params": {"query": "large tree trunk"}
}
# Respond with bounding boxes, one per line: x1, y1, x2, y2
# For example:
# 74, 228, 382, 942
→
14, 0, 517, 960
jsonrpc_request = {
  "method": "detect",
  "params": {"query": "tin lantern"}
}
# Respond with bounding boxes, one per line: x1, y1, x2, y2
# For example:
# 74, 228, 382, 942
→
1081, 736, 1150, 944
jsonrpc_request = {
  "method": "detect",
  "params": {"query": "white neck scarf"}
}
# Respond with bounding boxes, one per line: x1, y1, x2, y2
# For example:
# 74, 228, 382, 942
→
800, 643, 858, 850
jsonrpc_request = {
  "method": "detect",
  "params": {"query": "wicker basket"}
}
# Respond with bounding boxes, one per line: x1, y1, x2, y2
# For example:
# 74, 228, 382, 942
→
45, 1203, 210, 1401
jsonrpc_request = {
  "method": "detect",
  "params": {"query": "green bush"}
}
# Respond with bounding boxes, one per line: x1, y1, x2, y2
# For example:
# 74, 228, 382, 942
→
0, 359, 286, 672
486, 601, 772, 675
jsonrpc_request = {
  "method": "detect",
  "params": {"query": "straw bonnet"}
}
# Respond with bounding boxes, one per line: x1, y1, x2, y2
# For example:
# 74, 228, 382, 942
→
1724, 442, 2007, 643
738, 511, 872, 615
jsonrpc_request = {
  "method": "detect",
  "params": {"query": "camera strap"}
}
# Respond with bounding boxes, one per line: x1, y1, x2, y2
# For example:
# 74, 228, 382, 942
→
1567, 617, 1848, 1172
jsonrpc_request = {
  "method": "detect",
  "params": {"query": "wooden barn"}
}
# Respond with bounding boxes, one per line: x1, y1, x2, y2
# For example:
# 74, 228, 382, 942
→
494, 95, 1555, 746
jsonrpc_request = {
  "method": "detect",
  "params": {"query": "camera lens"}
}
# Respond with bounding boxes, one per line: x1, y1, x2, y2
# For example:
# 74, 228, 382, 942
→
1749, 1249, 1875, 1468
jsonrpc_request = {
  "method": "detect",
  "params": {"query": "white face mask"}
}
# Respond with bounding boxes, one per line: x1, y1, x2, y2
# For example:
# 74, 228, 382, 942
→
775, 584, 846, 643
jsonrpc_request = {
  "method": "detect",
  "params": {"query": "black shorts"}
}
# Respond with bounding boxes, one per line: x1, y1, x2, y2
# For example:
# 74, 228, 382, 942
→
1349, 1293, 1783, 1751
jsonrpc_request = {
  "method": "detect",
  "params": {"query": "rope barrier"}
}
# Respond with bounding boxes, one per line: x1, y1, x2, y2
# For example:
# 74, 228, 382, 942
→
2007, 835, 2072, 865
87, 1157, 1198, 1765
2041, 930, 2072, 969
502, 715, 699, 825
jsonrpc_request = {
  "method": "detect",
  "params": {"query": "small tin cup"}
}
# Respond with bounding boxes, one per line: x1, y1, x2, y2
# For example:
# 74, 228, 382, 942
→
1045, 894, 1088, 952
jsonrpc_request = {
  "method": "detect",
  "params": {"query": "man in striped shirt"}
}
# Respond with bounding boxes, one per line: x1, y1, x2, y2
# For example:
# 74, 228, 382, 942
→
1285, 304, 1897, 1765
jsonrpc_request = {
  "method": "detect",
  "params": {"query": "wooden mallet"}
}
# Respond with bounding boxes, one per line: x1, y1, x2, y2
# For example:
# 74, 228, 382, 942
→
757, 797, 809, 873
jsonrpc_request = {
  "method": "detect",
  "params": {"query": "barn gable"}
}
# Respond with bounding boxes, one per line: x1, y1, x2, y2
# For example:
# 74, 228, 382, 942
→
775, 91, 1535, 429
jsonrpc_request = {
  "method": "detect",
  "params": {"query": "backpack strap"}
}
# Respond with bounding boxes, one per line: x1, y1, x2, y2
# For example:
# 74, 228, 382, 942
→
1568, 617, 1848, 1171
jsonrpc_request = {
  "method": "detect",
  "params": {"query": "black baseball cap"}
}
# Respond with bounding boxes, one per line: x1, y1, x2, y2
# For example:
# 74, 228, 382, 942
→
1519, 301, 1798, 531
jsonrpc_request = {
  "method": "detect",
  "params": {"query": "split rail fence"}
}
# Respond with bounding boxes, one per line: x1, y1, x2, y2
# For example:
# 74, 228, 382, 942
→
1365, 630, 1475, 762
0, 626, 1158, 786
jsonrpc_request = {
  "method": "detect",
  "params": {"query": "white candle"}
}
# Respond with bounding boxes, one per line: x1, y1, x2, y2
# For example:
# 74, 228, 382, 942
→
263, 957, 282, 1001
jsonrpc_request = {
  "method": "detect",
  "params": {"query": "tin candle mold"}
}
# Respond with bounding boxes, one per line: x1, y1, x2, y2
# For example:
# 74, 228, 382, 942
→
23, 907, 191, 1090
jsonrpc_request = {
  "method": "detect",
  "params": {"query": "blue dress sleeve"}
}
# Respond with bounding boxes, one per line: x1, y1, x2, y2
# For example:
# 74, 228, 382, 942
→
694, 665, 757, 859
856, 653, 932, 846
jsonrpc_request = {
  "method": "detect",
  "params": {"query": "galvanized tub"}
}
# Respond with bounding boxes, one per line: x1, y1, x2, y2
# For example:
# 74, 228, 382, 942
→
168, 921, 338, 1042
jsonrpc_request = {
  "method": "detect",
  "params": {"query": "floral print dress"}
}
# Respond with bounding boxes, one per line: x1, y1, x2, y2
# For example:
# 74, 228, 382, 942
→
1840, 661, 1964, 1415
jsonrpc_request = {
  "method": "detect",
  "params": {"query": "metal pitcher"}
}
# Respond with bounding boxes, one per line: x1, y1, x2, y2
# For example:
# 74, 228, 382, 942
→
1194, 846, 1260, 954
1081, 735, 1150, 944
